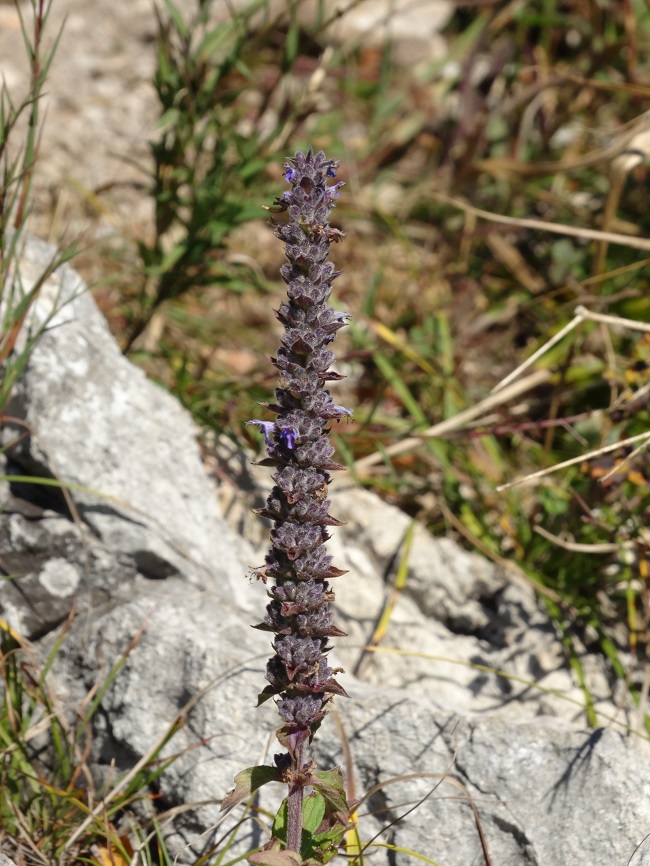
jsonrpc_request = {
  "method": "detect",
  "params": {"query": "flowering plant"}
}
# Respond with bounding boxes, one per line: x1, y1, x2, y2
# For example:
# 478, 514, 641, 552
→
222, 148, 355, 865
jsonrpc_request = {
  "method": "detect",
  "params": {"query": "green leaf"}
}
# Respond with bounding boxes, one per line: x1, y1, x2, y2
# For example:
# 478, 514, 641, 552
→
272, 798, 288, 840
284, 13, 299, 66
300, 770, 354, 863
302, 792, 326, 834
220, 765, 282, 811
309, 768, 349, 812
161, 0, 189, 39
312, 823, 348, 848
310, 768, 345, 793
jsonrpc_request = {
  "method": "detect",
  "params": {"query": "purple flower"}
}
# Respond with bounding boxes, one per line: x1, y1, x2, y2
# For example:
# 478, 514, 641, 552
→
257, 148, 350, 740
278, 426, 299, 449
226, 192, 356, 844
248, 147, 351, 781
326, 181, 345, 200
247, 420, 300, 450
246, 419, 275, 446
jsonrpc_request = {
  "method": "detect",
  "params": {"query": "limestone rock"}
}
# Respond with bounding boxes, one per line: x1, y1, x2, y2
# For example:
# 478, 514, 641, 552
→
3, 236, 258, 618
52, 589, 650, 866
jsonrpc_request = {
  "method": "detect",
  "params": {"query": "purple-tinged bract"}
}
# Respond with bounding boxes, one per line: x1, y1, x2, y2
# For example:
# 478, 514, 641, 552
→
249, 147, 351, 756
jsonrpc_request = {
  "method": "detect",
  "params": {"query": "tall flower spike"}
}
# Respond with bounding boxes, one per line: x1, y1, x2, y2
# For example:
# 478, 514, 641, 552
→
241, 147, 353, 857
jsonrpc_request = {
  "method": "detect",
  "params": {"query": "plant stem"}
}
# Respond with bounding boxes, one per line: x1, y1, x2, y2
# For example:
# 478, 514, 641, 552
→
15, 0, 45, 232
286, 741, 304, 855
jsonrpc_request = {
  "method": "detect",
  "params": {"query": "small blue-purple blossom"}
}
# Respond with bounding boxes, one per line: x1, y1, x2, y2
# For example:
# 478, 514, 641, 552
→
247, 420, 299, 450
247, 419, 275, 445
279, 426, 298, 449
326, 181, 345, 200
